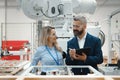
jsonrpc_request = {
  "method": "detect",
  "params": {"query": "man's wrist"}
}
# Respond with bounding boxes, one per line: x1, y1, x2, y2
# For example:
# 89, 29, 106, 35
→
71, 57, 74, 61
70, 56, 74, 61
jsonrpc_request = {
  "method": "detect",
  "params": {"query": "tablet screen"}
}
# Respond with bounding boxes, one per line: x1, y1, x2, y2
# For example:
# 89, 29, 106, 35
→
76, 47, 91, 55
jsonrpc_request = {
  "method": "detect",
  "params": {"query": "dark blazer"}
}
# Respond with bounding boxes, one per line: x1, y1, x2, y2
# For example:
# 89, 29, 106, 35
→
65, 33, 103, 75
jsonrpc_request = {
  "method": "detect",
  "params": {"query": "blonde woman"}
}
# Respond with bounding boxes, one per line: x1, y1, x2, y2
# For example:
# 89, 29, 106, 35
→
30, 26, 64, 73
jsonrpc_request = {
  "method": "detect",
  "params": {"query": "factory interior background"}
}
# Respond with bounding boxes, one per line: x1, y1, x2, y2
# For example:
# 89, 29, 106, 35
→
0, 0, 120, 80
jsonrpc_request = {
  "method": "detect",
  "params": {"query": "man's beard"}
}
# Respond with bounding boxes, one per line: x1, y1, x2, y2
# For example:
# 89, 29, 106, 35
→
73, 29, 84, 36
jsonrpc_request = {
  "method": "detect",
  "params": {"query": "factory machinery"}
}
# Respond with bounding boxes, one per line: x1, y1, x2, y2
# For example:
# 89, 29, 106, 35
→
98, 8, 120, 76
18, 0, 105, 51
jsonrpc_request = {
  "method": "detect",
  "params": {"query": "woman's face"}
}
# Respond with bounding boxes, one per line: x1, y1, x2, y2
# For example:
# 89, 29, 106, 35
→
48, 29, 57, 44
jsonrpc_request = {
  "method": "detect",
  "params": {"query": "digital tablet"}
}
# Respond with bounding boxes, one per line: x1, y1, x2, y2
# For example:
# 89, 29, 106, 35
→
76, 47, 91, 55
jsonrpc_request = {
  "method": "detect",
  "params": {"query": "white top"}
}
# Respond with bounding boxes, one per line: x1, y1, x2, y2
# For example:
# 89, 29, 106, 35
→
77, 32, 87, 48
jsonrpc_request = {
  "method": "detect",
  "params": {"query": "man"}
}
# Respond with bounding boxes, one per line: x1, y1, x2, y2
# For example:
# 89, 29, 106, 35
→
65, 15, 103, 75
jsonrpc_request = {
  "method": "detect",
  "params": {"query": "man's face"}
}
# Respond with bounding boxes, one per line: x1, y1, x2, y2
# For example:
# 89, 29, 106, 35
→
73, 20, 86, 36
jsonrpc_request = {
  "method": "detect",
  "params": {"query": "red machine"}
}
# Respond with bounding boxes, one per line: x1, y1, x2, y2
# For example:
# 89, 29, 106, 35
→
2, 40, 29, 51
1, 40, 29, 60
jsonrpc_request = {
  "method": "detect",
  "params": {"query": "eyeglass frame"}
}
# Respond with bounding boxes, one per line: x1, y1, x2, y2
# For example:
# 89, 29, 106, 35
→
73, 24, 84, 28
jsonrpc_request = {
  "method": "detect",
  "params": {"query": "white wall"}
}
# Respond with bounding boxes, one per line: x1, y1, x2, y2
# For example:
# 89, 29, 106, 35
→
0, 7, 35, 46
6, 8, 34, 23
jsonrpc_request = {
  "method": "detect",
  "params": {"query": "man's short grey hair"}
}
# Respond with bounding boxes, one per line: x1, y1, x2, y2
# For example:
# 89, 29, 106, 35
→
73, 15, 87, 24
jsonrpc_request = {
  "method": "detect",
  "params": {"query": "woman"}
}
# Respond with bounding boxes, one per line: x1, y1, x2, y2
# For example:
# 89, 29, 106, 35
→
30, 26, 64, 73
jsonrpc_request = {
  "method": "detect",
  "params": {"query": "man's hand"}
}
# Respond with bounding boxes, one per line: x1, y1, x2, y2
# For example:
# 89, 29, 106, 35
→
69, 49, 76, 60
75, 53, 87, 61
69, 49, 87, 61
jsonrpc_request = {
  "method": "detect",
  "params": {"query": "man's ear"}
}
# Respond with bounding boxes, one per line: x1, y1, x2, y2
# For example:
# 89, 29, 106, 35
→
84, 24, 87, 29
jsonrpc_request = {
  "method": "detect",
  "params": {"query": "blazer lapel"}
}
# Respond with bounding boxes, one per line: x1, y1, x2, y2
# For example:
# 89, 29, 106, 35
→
84, 33, 90, 48
74, 36, 80, 49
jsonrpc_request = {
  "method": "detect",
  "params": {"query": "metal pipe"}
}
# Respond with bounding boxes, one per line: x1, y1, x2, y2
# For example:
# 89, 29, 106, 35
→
0, 23, 2, 55
31, 23, 34, 61
108, 15, 112, 64
4, 0, 8, 48
109, 8, 120, 18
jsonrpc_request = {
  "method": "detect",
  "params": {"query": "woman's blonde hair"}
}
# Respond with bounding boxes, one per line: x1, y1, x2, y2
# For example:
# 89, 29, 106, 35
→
39, 26, 62, 52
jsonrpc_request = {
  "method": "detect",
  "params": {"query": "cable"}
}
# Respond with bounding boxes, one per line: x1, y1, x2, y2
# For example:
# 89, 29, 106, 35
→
58, 4, 64, 15
41, 8, 60, 18
99, 30, 105, 46
45, 1, 50, 16
40, 3, 64, 18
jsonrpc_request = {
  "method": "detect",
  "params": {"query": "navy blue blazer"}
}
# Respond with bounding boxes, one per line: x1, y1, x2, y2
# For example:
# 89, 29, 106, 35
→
65, 33, 103, 75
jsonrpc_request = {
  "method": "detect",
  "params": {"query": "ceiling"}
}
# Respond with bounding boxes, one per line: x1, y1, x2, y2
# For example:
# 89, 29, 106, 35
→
0, 0, 120, 8
96, 0, 120, 6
